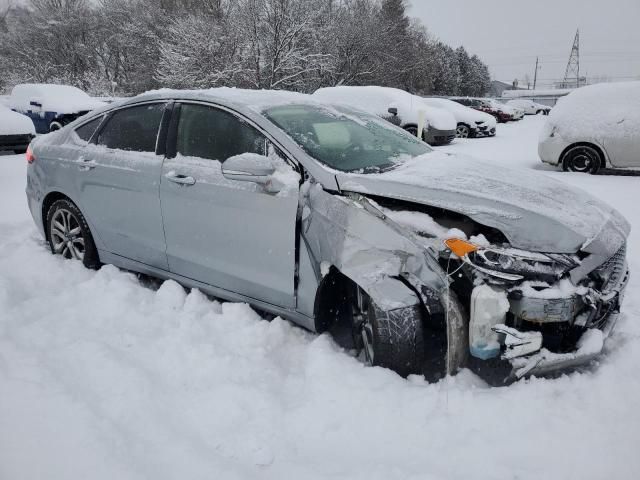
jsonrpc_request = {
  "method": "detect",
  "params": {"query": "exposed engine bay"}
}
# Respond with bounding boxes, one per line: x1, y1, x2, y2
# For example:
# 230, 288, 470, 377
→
364, 194, 629, 380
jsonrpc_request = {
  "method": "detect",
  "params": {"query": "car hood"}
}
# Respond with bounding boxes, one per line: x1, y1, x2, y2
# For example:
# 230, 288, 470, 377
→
335, 152, 629, 256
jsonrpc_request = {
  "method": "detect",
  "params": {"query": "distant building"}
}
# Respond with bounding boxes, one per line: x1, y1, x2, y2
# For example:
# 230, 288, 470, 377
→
489, 80, 514, 97
501, 88, 575, 106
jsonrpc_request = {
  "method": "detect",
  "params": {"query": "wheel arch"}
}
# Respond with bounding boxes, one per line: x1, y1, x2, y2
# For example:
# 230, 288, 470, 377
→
41, 191, 94, 244
312, 265, 424, 334
560, 141, 608, 169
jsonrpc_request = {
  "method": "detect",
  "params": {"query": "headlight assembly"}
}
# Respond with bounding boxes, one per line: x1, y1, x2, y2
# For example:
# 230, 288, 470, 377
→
444, 238, 577, 283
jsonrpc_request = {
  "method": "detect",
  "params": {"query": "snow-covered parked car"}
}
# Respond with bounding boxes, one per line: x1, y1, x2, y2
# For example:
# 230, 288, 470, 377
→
26, 88, 630, 382
506, 99, 551, 115
9, 84, 106, 134
539, 81, 640, 173
0, 104, 36, 153
423, 97, 496, 138
313, 86, 457, 145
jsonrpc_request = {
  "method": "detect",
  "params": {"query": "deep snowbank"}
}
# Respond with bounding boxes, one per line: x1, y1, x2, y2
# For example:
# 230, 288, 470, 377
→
1, 118, 640, 480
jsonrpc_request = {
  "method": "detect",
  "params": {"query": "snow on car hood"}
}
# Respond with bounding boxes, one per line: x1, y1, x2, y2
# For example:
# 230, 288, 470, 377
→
336, 152, 630, 255
423, 105, 456, 130
0, 105, 35, 135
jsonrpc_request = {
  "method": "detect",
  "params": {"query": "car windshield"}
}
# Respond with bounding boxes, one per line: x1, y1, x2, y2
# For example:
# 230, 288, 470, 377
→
263, 104, 431, 173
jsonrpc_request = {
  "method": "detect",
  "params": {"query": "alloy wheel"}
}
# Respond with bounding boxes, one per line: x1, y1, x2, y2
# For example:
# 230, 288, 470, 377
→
456, 125, 470, 138
50, 208, 85, 260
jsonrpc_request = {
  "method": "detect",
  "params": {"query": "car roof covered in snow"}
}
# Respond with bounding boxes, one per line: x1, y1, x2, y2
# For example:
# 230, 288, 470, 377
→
10, 83, 106, 114
121, 87, 321, 113
546, 81, 640, 140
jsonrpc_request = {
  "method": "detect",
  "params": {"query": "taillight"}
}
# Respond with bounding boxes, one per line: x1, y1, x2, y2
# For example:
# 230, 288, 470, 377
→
26, 146, 35, 164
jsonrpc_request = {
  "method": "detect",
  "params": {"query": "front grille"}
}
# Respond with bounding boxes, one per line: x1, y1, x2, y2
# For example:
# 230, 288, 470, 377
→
595, 244, 627, 292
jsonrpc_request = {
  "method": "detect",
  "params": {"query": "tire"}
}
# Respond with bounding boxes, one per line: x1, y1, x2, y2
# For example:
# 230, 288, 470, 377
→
456, 124, 470, 139
562, 145, 601, 174
352, 288, 425, 377
49, 120, 64, 132
536, 110, 543, 115
46, 199, 100, 269
404, 125, 423, 141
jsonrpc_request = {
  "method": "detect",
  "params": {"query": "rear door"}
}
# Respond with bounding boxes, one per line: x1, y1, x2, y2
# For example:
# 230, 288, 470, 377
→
76, 102, 170, 269
159, 102, 300, 308
604, 117, 640, 168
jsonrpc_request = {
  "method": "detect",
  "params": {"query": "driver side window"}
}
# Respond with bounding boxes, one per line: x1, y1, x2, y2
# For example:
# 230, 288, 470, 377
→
176, 103, 266, 162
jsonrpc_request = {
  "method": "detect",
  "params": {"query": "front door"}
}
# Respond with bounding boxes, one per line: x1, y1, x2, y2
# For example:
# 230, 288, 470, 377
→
159, 102, 299, 308
77, 102, 169, 269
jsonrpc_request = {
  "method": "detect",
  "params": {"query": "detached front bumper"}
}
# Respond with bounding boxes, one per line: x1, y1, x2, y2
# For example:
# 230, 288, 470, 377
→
496, 267, 629, 380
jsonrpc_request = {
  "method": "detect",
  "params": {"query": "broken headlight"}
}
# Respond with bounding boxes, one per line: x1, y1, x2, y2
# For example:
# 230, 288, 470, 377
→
444, 238, 577, 283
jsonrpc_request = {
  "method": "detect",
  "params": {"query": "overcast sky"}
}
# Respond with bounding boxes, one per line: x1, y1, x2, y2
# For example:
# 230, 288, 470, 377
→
408, 0, 640, 87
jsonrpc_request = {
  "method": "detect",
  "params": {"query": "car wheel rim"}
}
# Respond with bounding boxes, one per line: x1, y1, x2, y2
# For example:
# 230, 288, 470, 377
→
50, 209, 85, 261
360, 321, 375, 365
569, 148, 597, 172
456, 126, 469, 138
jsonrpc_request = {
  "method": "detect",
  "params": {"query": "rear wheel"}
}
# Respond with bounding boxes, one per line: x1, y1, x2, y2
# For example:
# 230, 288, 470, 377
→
562, 145, 601, 174
456, 124, 470, 138
46, 199, 100, 269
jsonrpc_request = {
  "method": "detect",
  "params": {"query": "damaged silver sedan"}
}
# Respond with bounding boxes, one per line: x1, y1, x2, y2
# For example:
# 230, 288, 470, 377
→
26, 89, 630, 382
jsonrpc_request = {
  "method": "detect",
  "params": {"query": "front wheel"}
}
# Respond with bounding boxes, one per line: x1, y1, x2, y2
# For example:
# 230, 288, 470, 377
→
562, 145, 601, 174
456, 124, 470, 138
404, 125, 423, 141
352, 288, 425, 377
46, 199, 100, 268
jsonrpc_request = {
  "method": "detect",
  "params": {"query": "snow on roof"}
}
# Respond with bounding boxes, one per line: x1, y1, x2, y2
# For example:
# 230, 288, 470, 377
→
135, 87, 316, 112
501, 88, 574, 99
10, 84, 106, 114
313, 86, 456, 130
545, 81, 640, 140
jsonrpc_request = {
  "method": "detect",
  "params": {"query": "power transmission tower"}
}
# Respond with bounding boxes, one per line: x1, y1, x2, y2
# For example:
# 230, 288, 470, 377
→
563, 29, 580, 88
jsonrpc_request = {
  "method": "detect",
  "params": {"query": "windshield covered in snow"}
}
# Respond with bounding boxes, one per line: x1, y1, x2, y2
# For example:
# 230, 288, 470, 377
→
264, 104, 431, 173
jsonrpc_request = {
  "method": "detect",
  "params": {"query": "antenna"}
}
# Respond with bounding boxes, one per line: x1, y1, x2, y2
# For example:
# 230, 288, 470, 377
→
563, 29, 580, 88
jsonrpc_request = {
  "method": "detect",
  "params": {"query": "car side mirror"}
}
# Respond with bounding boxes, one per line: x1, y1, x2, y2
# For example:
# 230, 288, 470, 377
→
222, 153, 276, 185
388, 107, 398, 116
29, 100, 43, 108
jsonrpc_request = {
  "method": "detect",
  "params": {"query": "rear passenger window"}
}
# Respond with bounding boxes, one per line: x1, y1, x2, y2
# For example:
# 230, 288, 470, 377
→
176, 104, 265, 161
75, 116, 103, 142
97, 103, 165, 152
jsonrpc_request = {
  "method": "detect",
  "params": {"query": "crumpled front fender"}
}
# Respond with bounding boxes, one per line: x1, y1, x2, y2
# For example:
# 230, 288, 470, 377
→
301, 183, 448, 312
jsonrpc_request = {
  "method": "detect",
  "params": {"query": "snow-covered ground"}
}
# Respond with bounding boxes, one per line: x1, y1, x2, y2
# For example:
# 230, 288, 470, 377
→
1, 115, 639, 480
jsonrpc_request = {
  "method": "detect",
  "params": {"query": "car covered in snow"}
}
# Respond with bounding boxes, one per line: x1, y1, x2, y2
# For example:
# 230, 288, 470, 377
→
506, 98, 551, 115
26, 88, 630, 382
0, 104, 36, 153
9, 84, 106, 134
423, 97, 496, 138
539, 81, 640, 173
313, 86, 457, 146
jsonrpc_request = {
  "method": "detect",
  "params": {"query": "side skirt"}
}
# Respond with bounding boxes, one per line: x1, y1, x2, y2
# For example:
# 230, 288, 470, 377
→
99, 250, 317, 332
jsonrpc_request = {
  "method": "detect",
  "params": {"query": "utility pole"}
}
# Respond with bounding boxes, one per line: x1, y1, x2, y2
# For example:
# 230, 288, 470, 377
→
563, 29, 580, 88
533, 56, 539, 90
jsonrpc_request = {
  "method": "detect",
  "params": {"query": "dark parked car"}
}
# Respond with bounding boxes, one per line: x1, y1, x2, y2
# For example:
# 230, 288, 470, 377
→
0, 104, 35, 153
451, 97, 516, 123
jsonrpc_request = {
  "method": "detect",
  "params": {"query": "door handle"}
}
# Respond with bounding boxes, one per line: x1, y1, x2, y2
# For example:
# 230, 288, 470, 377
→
77, 156, 96, 171
165, 172, 196, 186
